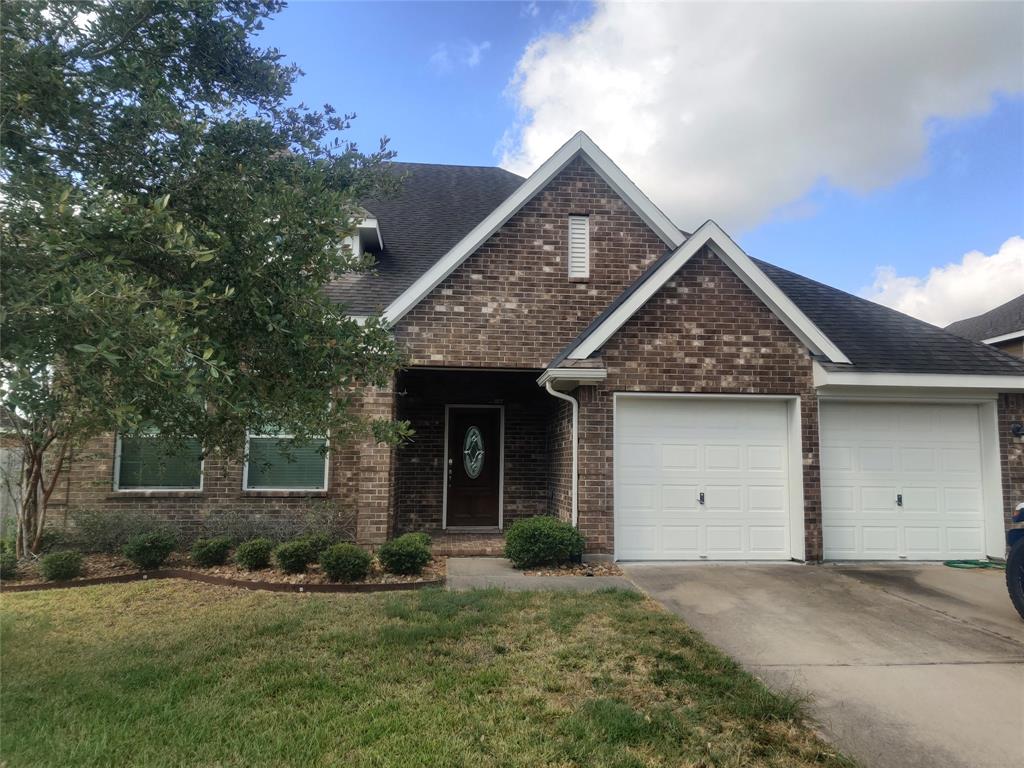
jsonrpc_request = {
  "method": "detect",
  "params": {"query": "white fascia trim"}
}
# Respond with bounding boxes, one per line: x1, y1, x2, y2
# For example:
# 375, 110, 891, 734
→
537, 367, 608, 387
567, 220, 851, 364
981, 329, 1024, 345
812, 361, 1024, 391
381, 131, 686, 325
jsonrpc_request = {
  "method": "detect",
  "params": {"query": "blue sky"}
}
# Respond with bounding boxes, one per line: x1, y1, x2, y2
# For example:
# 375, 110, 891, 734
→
259, 1, 1023, 325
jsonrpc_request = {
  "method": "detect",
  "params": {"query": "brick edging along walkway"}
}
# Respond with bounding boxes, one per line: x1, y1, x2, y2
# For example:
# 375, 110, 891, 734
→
1, 569, 444, 594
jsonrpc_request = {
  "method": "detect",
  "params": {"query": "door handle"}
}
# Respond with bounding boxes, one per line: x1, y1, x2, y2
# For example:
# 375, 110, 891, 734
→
896, 493, 903, 507
698, 492, 705, 505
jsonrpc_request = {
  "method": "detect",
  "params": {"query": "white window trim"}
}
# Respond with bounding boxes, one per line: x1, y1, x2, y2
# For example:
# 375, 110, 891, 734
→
441, 404, 505, 531
242, 431, 330, 492
568, 215, 590, 279
381, 131, 685, 325
112, 433, 204, 493
563, 220, 851, 365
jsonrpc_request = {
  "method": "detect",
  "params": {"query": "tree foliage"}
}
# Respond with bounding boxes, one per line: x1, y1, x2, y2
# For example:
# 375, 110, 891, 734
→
0, 1, 407, 555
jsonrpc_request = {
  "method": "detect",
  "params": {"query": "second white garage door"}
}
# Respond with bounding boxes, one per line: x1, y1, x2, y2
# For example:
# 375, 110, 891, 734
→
615, 396, 794, 560
820, 402, 986, 560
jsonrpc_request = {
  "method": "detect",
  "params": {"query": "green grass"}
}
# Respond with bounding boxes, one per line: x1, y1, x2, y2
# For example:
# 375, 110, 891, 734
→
0, 582, 854, 767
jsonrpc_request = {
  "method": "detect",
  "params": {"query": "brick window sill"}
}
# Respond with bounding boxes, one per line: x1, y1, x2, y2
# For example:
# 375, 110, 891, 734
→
108, 490, 203, 499
240, 490, 329, 498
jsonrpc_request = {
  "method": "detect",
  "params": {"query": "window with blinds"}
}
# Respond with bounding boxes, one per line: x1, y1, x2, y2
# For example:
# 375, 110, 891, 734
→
244, 435, 328, 490
568, 215, 590, 279
116, 435, 203, 490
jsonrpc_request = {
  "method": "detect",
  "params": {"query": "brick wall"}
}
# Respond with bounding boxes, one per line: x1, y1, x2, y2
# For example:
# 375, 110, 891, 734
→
394, 156, 669, 368
574, 247, 822, 558
55, 387, 392, 546
394, 396, 552, 533
546, 398, 574, 522
998, 393, 1024, 537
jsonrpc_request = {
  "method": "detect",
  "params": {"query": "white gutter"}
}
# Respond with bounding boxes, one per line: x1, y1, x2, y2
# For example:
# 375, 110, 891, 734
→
544, 381, 579, 528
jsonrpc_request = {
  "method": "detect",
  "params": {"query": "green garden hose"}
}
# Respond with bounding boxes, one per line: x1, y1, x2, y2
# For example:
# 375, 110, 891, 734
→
943, 559, 1005, 570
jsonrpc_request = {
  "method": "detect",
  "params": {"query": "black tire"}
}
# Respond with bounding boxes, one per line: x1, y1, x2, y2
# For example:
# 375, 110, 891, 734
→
1007, 539, 1024, 621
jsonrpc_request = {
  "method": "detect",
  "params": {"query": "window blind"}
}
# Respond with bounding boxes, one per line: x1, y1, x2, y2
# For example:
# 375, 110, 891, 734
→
245, 437, 328, 490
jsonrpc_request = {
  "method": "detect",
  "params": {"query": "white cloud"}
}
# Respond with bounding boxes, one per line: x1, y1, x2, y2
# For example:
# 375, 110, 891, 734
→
430, 40, 491, 73
501, 2, 1023, 231
522, 1, 540, 19
863, 236, 1024, 327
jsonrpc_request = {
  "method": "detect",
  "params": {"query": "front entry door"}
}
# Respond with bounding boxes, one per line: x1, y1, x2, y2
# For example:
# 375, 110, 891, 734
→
445, 406, 502, 527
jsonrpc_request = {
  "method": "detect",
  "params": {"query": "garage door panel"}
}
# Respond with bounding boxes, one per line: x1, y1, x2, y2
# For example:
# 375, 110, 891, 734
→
821, 402, 985, 560
615, 397, 792, 561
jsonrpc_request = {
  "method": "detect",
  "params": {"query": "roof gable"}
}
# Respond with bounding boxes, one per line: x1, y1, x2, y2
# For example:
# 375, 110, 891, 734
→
945, 293, 1024, 343
381, 131, 686, 325
553, 220, 851, 366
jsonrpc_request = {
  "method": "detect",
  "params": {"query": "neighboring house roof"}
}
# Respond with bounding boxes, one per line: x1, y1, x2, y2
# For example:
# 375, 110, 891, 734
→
326, 162, 525, 314
945, 294, 1024, 344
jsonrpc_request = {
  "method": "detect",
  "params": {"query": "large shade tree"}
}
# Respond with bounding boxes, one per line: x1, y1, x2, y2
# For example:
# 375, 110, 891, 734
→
1, 0, 407, 556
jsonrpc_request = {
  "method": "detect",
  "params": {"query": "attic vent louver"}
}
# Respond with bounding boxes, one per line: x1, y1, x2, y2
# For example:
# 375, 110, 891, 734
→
568, 215, 590, 279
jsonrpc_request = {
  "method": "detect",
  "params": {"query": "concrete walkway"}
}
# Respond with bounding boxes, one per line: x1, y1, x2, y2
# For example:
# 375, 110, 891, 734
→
625, 562, 1024, 768
447, 557, 637, 592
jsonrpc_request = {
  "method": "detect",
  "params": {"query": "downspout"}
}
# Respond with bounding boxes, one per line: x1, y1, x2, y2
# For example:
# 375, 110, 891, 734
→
544, 382, 578, 527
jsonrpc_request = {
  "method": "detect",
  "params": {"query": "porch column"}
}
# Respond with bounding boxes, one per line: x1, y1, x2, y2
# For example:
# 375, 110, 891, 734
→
355, 382, 397, 546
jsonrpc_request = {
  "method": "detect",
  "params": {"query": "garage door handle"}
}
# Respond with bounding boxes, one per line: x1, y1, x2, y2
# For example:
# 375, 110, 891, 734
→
896, 493, 903, 507
698, 492, 705, 505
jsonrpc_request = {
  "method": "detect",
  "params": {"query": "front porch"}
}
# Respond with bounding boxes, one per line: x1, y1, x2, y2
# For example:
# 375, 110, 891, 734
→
393, 368, 572, 539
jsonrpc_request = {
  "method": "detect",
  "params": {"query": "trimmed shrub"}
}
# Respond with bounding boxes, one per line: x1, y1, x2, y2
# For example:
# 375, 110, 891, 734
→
122, 531, 177, 570
321, 543, 372, 582
377, 533, 432, 576
190, 537, 233, 567
41, 550, 83, 581
302, 532, 334, 559
68, 508, 178, 553
403, 531, 432, 549
234, 538, 274, 571
504, 516, 584, 569
274, 540, 314, 574
0, 550, 19, 580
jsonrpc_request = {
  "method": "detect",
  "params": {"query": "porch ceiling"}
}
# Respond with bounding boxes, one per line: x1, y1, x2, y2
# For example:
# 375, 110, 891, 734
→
396, 368, 552, 407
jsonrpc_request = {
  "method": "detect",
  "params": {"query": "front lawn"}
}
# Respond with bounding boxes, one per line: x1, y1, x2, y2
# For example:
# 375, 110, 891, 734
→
0, 583, 853, 767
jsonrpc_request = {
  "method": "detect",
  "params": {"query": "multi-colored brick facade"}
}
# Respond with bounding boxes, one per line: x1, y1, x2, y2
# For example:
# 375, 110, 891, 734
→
394, 156, 669, 368
572, 248, 821, 557
51, 155, 1024, 557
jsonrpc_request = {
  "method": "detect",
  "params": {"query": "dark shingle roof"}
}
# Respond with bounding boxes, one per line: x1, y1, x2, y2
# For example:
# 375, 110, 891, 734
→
944, 294, 1024, 342
550, 249, 1024, 376
326, 162, 525, 314
753, 260, 1024, 375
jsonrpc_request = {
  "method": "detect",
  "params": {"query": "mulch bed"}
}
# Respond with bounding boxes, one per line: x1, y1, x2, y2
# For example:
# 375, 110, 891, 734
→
1, 552, 446, 593
523, 562, 623, 577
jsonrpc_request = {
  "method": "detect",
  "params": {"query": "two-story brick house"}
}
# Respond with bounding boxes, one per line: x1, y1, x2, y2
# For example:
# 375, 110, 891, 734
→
61, 133, 1024, 562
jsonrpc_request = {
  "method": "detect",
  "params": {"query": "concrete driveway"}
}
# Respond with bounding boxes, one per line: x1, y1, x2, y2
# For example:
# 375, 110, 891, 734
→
624, 563, 1024, 768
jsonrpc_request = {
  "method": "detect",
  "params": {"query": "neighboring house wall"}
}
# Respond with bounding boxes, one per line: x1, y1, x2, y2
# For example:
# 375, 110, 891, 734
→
998, 394, 1024, 538
574, 248, 822, 558
394, 156, 669, 368
993, 338, 1024, 359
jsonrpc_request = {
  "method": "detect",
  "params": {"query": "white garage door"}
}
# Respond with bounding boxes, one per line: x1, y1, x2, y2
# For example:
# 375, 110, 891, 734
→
820, 402, 985, 560
615, 397, 792, 560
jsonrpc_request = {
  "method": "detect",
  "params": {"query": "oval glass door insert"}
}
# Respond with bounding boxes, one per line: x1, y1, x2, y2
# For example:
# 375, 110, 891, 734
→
463, 426, 485, 479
